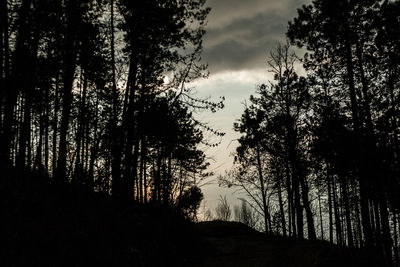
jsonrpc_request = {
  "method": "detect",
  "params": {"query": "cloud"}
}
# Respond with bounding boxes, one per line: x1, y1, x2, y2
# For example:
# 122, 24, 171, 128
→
206, 0, 296, 28
195, 0, 311, 209
202, 0, 310, 74
192, 69, 273, 174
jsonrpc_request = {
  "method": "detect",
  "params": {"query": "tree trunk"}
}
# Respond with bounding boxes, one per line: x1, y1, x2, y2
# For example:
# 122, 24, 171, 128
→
56, 0, 78, 182
256, 143, 269, 235
287, 120, 302, 238
379, 197, 392, 263
35, 104, 44, 172
340, 176, 354, 247
44, 83, 49, 174
139, 138, 147, 203
52, 74, 59, 178
88, 102, 100, 190
122, 50, 138, 198
394, 212, 399, 267
109, 0, 123, 198
294, 175, 303, 239
74, 68, 87, 183
318, 186, 324, 240
286, 161, 295, 237
277, 176, 287, 237
332, 177, 343, 245
373, 198, 382, 251
300, 174, 316, 240
327, 164, 333, 244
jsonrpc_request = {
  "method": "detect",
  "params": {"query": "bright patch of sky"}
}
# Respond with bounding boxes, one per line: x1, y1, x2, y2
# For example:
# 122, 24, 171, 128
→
193, 0, 311, 214
193, 69, 272, 213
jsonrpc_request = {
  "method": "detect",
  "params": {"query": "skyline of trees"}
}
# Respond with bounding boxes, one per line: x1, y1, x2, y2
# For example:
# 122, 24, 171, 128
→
221, 0, 400, 266
1, 0, 399, 266
0, 0, 226, 214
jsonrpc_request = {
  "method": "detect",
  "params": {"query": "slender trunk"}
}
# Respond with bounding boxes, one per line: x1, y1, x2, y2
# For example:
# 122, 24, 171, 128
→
56, 0, 78, 182
373, 198, 382, 251
0, 0, 5, 130
286, 162, 295, 237
277, 176, 287, 237
327, 164, 333, 244
35, 105, 44, 172
155, 149, 162, 205
300, 174, 316, 240
144, 155, 147, 203
163, 154, 172, 205
370, 200, 376, 242
110, 0, 122, 197
256, 143, 269, 235
74, 68, 87, 182
387, 52, 400, 179
355, 41, 374, 133
287, 121, 302, 238
132, 139, 139, 200
318, 186, 324, 240
52, 74, 59, 178
354, 179, 363, 247
294, 172, 303, 239
394, 212, 399, 267
84, 112, 89, 175
122, 52, 138, 198
17, 94, 31, 170
88, 111, 99, 190
139, 138, 146, 203
340, 176, 354, 247
44, 83, 49, 173
339, 184, 346, 245
333, 177, 343, 245
379, 197, 392, 263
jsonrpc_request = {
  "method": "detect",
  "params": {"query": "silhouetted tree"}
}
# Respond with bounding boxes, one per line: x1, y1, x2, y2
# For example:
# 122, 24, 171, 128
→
0, 0, 220, 217
234, 200, 259, 229
215, 195, 232, 221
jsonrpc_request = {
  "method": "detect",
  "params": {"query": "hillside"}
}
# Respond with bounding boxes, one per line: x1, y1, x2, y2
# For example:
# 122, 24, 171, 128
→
192, 221, 382, 267
0, 172, 196, 266
0, 172, 386, 267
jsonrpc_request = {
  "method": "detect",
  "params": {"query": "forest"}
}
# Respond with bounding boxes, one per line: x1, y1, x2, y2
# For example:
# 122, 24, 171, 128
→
0, 0, 399, 266
0, 0, 224, 210
220, 0, 400, 266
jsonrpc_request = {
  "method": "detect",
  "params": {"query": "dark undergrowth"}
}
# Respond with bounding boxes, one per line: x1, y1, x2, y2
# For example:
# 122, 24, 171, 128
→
0, 168, 197, 267
0, 168, 388, 267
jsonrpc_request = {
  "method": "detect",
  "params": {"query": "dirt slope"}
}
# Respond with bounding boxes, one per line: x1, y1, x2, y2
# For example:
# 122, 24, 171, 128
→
189, 221, 382, 267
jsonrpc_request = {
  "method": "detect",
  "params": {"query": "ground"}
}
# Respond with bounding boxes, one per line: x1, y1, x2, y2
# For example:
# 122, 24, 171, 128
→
191, 221, 381, 267
0, 172, 385, 267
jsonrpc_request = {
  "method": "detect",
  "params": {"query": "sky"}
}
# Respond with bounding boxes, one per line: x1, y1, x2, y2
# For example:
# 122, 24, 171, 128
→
193, 0, 310, 214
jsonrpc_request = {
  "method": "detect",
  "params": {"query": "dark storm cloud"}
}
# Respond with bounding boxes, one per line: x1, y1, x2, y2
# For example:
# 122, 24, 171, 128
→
203, 0, 310, 73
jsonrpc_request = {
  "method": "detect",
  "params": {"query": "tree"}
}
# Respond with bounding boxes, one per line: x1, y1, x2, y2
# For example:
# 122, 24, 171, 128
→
222, 43, 315, 238
0, 0, 219, 210
234, 200, 259, 229
178, 185, 204, 221
287, 2, 400, 262
215, 195, 232, 221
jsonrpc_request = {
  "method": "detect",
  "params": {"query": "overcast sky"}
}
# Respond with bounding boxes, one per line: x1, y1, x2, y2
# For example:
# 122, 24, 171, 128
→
194, 0, 310, 213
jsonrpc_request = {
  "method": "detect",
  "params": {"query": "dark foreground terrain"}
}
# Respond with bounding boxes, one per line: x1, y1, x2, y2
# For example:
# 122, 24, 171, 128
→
1, 172, 384, 267
190, 221, 382, 267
